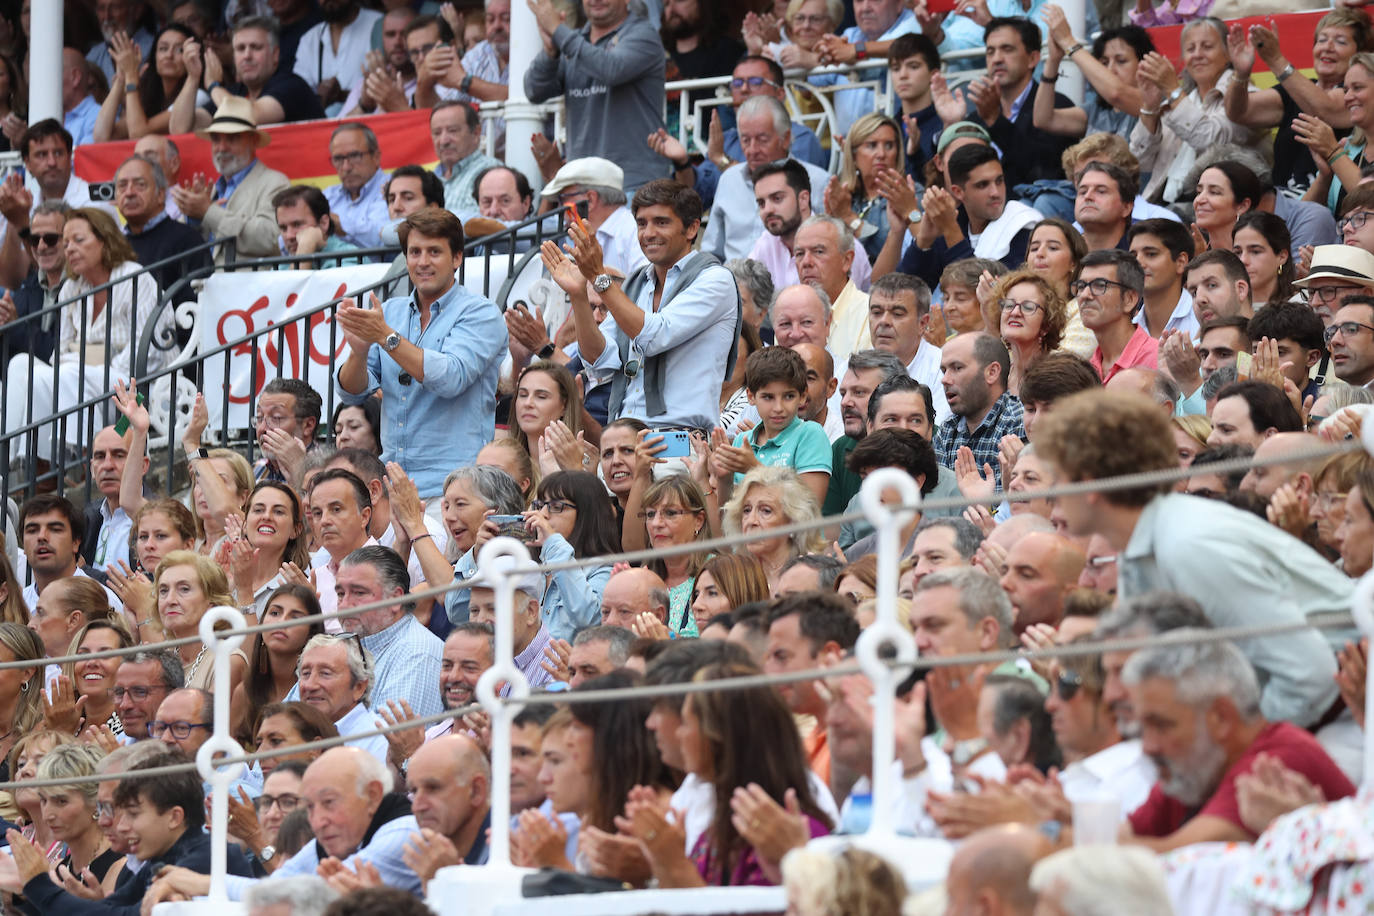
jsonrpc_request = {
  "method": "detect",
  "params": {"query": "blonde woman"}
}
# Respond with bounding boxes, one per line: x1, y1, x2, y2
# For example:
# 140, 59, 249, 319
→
38, 743, 123, 894
153, 550, 247, 693
722, 466, 825, 591
827, 112, 906, 263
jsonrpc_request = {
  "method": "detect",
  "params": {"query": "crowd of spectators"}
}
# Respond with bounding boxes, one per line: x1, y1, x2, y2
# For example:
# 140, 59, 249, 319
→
6, 0, 1374, 913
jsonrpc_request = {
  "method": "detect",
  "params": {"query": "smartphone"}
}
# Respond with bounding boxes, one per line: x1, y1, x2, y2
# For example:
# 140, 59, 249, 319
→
114, 392, 146, 435
929, 0, 957, 13
654, 429, 692, 459
487, 514, 534, 543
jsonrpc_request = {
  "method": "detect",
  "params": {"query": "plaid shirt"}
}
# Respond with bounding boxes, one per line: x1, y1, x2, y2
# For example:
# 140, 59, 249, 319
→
933, 391, 1026, 492
361, 612, 445, 718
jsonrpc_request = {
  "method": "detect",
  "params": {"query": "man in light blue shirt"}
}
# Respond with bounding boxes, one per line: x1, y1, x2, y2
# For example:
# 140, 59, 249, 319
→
337, 545, 444, 717
62, 48, 100, 149
1038, 388, 1348, 729
322, 122, 391, 249
558, 179, 739, 431
336, 207, 507, 498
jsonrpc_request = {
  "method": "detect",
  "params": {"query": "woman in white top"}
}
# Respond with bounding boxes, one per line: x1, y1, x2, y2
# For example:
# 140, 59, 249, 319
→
1130, 18, 1264, 205
93, 23, 210, 141
4, 207, 167, 463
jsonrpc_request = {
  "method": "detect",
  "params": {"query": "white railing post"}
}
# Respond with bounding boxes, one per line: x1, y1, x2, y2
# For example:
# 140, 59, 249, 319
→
29, 0, 62, 123
195, 605, 249, 902
504, 0, 545, 195
1059, 0, 1087, 105
854, 468, 920, 837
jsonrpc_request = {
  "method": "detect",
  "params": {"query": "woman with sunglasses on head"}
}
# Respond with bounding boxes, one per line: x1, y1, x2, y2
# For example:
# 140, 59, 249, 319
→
987, 270, 1068, 398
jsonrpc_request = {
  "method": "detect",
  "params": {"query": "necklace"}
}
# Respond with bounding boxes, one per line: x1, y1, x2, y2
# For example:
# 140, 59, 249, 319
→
185, 645, 209, 684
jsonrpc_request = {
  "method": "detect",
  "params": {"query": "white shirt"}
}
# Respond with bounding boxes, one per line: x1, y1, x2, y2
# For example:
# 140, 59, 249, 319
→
840, 739, 1006, 838
906, 339, 950, 424
310, 536, 380, 633
378, 516, 449, 592
1134, 288, 1199, 340
1057, 739, 1157, 820
293, 9, 384, 111
22, 567, 122, 617
670, 770, 840, 854
596, 205, 649, 278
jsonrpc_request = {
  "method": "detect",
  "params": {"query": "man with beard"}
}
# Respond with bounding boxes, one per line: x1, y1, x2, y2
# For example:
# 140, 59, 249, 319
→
933, 332, 1023, 491
265, 0, 324, 73
185, 16, 325, 128
292, 0, 383, 115
1121, 638, 1353, 849
821, 349, 907, 517
173, 98, 289, 260
340, 7, 417, 116
662, 0, 744, 84
425, 623, 493, 741
746, 159, 871, 293
86, 0, 154, 83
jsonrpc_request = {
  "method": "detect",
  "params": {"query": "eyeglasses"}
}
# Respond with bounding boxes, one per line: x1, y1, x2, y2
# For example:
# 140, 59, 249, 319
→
330, 151, 373, 167
1069, 277, 1132, 298
1340, 210, 1373, 234
731, 76, 781, 89
111, 685, 168, 702
1323, 320, 1374, 344
1313, 490, 1350, 510
999, 299, 1043, 316
1055, 669, 1084, 702
148, 720, 211, 739
637, 507, 696, 521
253, 411, 295, 429
1306, 285, 1350, 304
791, 12, 831, 25
18, 229, 61, 248
407, 41, 439, 61
254, 792, 302, 814
95, 802, 116, 819
530, 498, 574, 514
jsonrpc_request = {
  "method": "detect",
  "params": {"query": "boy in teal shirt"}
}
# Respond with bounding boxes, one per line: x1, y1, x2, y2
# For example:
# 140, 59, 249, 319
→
712, 347, 832, 506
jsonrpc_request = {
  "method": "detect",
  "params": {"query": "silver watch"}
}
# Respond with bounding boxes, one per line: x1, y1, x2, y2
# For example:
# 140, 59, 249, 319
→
258, 844, 277, 862
593, 273, 613, 293
383, 331, 402, 352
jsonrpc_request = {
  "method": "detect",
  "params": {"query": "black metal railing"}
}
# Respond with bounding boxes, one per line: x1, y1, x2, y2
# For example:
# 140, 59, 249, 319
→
0, 208, 569, 517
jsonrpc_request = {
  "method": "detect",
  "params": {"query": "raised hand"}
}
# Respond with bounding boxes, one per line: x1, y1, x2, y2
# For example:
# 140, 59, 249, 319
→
646, 128, 689, 166
386, 462, 427, 537
181, 391, 209, 450
1227, 24, 1255, 77
1249, 23, 1284, 69
541, 638, 572, 682
113, 378, 151, 434
42, 675, 88, 735
1293, 113, 1340, 161
1138, 51, 1180, 94
706, 109, 726, 166
1158, 329, 1202, 390
379, 698, 425, 768
730, 785, 810, 884
967, 76, 1001, 124
539, 240, 589, 297
953, 445, 996, 502
111, 31, 143, 83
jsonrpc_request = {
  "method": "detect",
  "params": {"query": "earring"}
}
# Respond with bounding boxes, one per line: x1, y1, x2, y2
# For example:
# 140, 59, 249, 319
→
20, 681, 27, 693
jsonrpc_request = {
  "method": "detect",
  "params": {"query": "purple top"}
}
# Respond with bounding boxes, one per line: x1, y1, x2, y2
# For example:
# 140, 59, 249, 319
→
692, 814, 830, 886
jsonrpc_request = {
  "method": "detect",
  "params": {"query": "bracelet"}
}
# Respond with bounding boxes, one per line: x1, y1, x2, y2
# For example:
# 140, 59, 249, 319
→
1138, 107, 1158, 117
136, 619, 155, 629
460, 73, 474, 94
1064, 42, 1085, 57
1329, 147, 1349, 165
1275, 63, 1296, 83
1042, 72, 1059, 84
208, 80, 223, 92
124, 82, 137, 93
411, 532, 433, 543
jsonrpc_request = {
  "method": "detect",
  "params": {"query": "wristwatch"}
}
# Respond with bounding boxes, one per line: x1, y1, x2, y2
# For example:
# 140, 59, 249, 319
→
186, 447, 210, 462
715, 154, 733, 169
906, 208, 923, 225
1163, 86, 1185, 109
460, 73, 474, 94
855, 40, 868, 60
537, 342, 557, 359
383, 331, 402, 352
593, 273, 614, 293
258, 844, 277, 863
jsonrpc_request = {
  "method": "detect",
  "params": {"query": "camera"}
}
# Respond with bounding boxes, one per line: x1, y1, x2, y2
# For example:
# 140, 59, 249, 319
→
89, 182, 116, 202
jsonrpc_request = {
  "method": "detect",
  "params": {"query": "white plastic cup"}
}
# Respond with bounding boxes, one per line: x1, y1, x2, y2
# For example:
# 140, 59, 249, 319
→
1072, 794, 1120, 846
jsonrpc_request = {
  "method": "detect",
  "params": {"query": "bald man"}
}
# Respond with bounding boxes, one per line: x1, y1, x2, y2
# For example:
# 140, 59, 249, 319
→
999, 532, 1087, 634
944, 824, 1051, 916
404, 734, 493, 881
792, 342, 841, 441
600, 567, 671, 630
1239, 431, 1323, 501
978, 513, 1055, 579
1105, 367, 1175, 415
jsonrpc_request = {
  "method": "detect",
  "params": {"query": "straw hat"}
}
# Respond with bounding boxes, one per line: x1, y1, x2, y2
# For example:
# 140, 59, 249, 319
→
1294, 244, 1374, 290
195, 95, 271, 148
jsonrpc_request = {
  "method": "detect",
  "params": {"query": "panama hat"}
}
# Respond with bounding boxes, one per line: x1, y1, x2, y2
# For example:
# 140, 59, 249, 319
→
1294, 244, 1374, 290
195, 95, 271, 148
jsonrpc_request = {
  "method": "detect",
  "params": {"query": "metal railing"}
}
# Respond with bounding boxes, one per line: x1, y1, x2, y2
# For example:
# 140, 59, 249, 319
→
0, 209, 570, 519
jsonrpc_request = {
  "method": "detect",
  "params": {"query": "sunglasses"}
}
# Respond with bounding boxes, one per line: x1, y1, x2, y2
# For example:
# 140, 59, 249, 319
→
19, 229, 61, 248
1055, 669, 1084, 702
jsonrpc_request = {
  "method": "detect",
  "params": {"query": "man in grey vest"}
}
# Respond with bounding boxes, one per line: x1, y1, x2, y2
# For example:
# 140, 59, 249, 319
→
541, 179, 739, 433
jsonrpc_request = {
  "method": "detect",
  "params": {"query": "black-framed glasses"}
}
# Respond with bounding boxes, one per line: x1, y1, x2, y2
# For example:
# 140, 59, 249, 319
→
148, 720, 211, 739
1055, 669, 1084, 702
407, 41, 439, 61
254, 793, 302, 814
1069, 277, 1132, 298
1340, 210, 1373, 234
999, 299, 1043, 316
530, 498, 574, 514
112, 685, 168, 702
1323, 320, 1374, 344
731, 76, 780, 89
1306, 285, 1349, 305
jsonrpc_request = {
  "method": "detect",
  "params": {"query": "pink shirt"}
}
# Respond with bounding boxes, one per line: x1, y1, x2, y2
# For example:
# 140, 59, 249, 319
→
1091, 325, 1159, 383
747, 231, 872, 294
